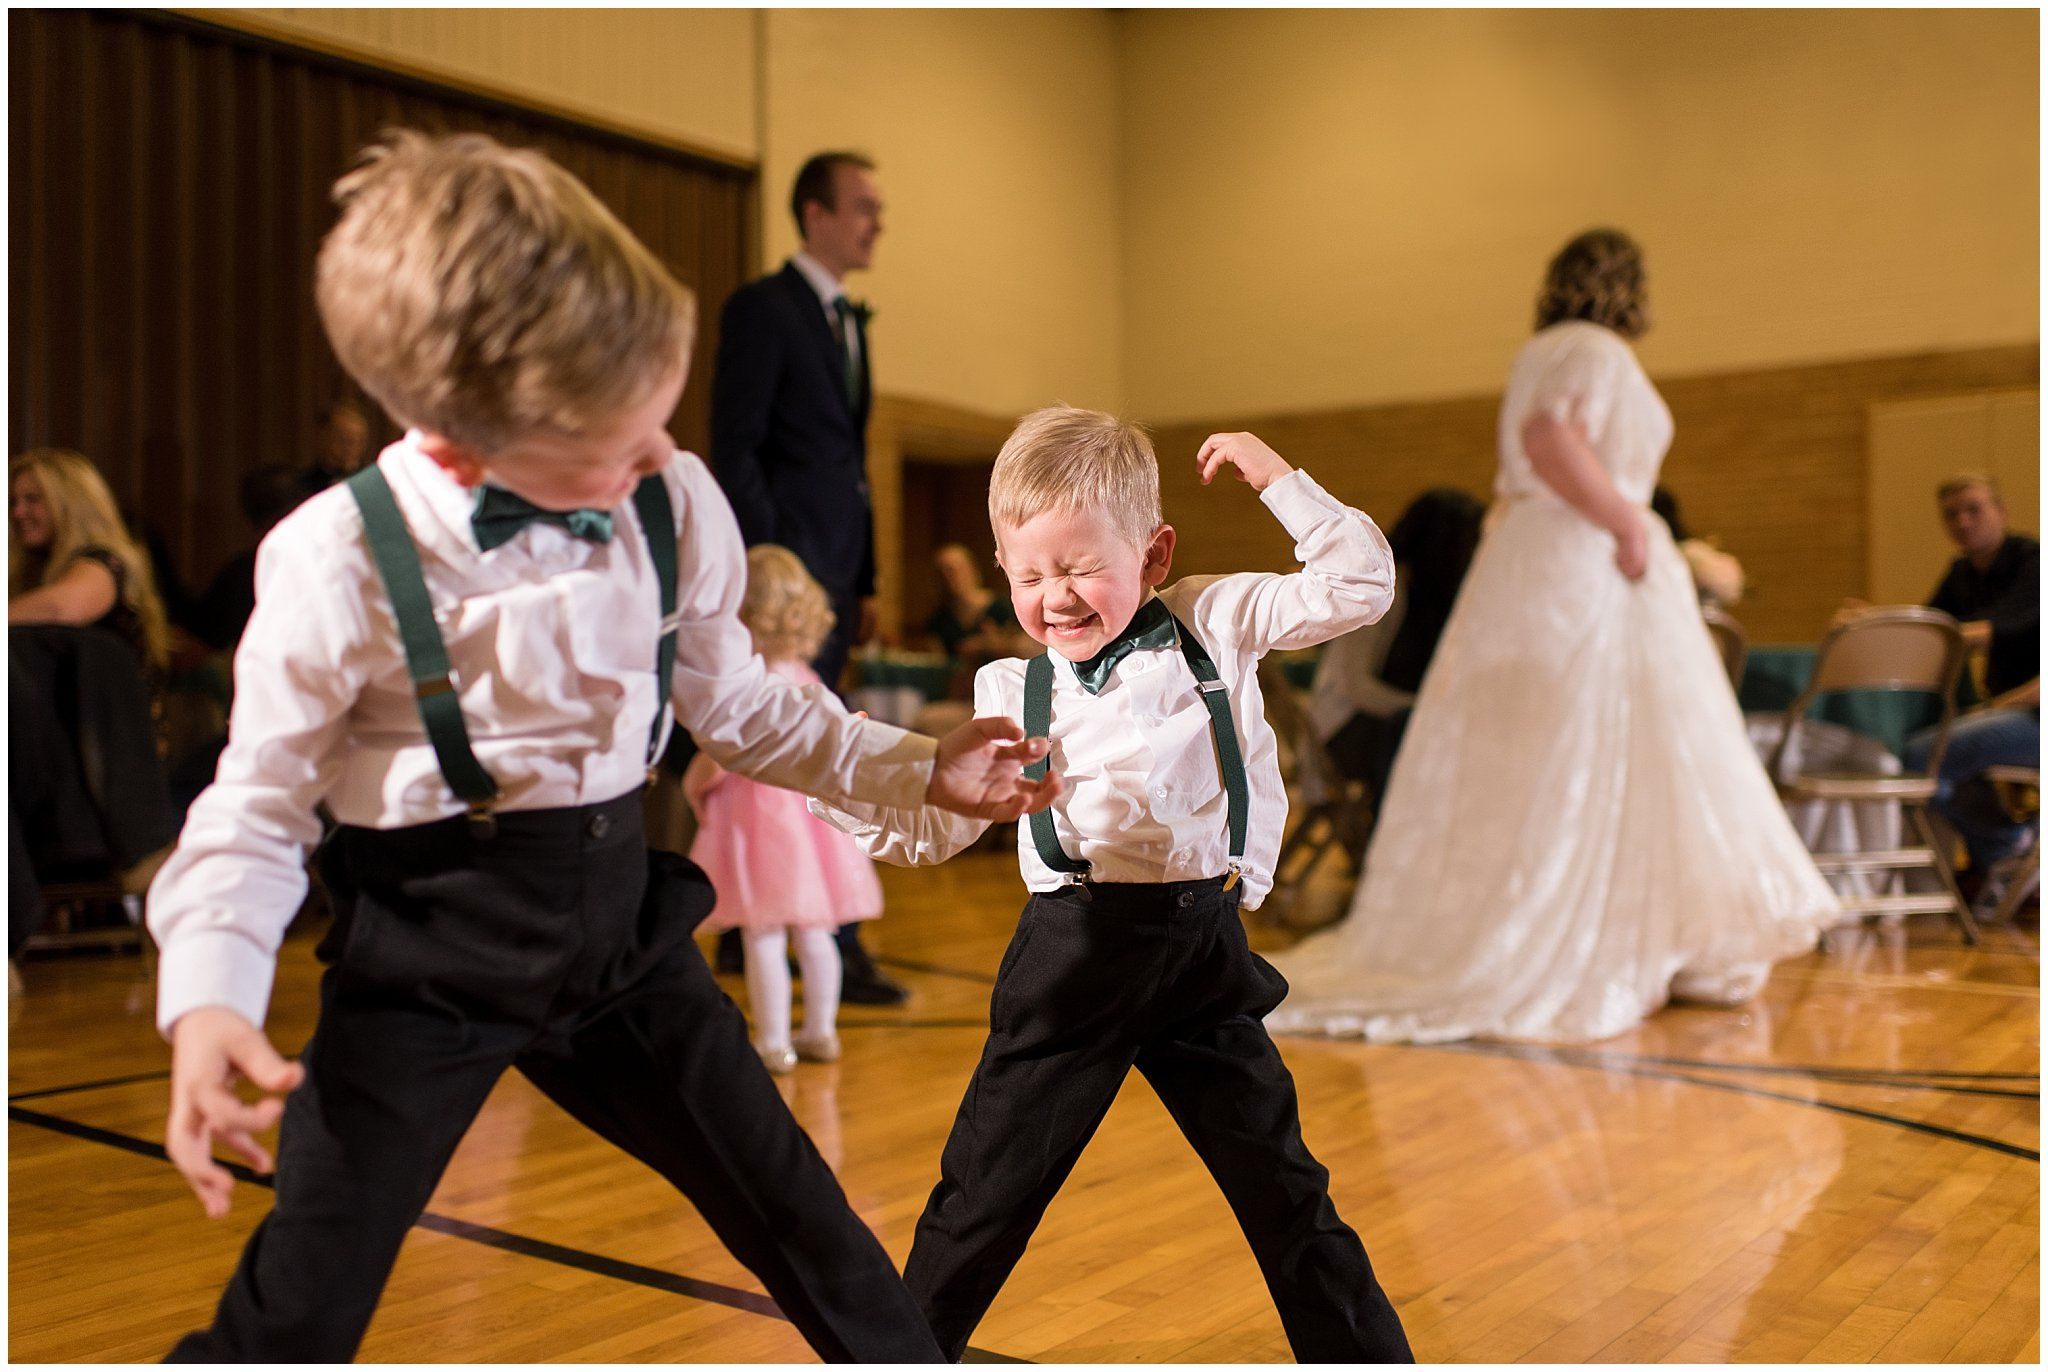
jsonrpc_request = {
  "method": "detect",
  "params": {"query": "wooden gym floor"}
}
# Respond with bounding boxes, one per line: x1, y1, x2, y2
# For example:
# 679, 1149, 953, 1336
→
8, 853, 2039, 1363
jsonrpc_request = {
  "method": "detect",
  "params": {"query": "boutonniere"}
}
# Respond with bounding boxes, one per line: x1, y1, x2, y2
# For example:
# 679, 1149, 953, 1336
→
845, 298, 875, 326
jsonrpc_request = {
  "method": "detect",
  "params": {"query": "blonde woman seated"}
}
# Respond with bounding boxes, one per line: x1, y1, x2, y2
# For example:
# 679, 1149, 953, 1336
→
10, 447, 177, 899
10, 448, 170, 674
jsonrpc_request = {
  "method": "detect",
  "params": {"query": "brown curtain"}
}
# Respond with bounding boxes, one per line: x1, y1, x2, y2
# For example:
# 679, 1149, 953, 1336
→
9, 8, 755, 598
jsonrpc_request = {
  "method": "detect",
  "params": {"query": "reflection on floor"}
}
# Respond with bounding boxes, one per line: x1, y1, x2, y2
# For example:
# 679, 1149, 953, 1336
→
9, 853, 2038, 1363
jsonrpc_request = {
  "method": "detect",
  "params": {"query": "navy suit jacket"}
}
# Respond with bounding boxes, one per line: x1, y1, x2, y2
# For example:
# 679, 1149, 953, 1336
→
709, 261, 874, 601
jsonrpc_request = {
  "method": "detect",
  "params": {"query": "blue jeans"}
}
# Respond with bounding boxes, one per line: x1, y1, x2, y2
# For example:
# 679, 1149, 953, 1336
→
1903, 708, 2041, 869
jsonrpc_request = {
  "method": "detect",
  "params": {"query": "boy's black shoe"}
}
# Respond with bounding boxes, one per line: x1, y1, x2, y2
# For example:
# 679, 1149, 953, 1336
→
714, 927, 744, 974
839, 935, 909, 1006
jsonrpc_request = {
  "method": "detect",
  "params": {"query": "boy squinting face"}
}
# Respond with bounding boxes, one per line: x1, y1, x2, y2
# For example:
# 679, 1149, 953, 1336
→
995, 505, 1175, 662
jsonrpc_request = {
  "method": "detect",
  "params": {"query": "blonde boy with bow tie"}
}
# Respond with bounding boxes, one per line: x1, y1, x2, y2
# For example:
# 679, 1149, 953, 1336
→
815, 406, 1415, 1361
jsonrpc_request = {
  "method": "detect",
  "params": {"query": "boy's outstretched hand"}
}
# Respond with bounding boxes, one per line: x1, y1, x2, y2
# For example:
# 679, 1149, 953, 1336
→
928, 716, 1063, 820
166, 1006, 305, 1218
1197, 431, 1295, 493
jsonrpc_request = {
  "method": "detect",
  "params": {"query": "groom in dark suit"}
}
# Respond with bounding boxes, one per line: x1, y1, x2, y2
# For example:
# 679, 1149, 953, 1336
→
710, 151, 906, 1004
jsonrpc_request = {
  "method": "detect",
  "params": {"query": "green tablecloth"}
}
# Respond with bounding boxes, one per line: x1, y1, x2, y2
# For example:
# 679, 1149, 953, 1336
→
1738, 645, 1943, 758
854, 652, 953, 700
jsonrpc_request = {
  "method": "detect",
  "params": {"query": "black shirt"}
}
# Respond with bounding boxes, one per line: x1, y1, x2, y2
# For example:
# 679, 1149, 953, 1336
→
1928, 533, 2039, 698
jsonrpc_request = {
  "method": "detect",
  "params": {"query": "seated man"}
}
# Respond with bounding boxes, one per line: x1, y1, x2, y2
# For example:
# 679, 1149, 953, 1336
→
1901, 473, 2040, 905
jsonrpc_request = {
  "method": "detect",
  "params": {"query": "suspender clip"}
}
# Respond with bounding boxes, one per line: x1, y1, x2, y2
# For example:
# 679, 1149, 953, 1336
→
1221, 861, 1243, 892
1195, 679, 1229, 695
466, 799, 498, 840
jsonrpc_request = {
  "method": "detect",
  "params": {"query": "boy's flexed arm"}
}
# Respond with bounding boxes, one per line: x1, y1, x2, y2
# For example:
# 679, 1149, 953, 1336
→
148, 511, 370, 1212
1185, 432, 1397, 655
668, 456, 1058, 820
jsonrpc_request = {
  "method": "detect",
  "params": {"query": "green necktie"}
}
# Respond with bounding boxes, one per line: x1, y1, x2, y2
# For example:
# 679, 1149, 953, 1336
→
832, 296, 862, 411
1070, 595, 1177, 693
470, 485, 615, 552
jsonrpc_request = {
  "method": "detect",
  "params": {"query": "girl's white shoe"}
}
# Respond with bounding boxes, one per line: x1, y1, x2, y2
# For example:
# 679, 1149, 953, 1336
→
793, 1033, 841, 1064
755, 1042, 797, 1075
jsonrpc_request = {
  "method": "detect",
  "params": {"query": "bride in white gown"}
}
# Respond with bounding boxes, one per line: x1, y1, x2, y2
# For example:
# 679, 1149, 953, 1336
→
1268, 230, 1840, 1045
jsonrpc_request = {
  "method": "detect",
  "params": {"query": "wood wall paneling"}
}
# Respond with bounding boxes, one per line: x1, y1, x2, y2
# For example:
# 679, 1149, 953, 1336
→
8, 9, 754, 597
1149, 346, 2040, 644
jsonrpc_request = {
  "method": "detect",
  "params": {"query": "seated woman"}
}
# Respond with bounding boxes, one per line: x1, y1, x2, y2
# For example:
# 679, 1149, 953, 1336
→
1307, 487, 1484, 816
10, 448, 170, 674
925, 542, 1022, 658
9, 448, 176, 904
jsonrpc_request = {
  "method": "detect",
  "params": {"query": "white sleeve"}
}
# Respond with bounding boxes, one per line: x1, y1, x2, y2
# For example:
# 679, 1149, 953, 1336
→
807, 664, 1005, 865
1527, 331, 1628, 446
665, 455, 936, 811
1178, 469, 1397, 658
147, 512, 373, 1035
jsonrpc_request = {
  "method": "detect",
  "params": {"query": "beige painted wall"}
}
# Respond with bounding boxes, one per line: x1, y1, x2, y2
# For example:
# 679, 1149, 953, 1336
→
1119, 9, 2039, 422
216, 8, 761, 161
760, 9, 1125, 416
199, 9, 2034, 433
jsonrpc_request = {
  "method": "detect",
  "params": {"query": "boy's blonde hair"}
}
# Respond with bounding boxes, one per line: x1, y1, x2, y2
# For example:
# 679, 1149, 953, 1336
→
988, 406, 1161, 549
8, 448, 171, 668
315, 129, 696, 455
741, 545, 836, 664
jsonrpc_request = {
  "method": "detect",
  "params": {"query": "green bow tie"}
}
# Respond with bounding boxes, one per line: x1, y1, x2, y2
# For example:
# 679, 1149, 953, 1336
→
470, 485, 615, 552
1069, 595, 1176, 694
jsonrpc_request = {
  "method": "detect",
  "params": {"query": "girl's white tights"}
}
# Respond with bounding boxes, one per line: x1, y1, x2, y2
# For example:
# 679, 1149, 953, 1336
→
742, 927, 843, 1051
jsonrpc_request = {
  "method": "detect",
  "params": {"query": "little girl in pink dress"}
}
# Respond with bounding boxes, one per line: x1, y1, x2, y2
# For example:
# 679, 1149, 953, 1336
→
685, 545, 885, 1073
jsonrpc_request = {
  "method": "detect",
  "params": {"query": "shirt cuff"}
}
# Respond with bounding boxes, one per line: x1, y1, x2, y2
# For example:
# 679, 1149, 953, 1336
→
1260, 467, 1339, 534
155, 927, 279, 1038
854, 719, 939, 810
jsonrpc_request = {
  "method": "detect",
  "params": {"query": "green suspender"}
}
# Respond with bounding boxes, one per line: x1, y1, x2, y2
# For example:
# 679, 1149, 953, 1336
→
347, 468, 501, 827
346, 468, 680, 835
1023, 654, 1091, 878
1022, 612, 1250, 889
632, 476, 679, 765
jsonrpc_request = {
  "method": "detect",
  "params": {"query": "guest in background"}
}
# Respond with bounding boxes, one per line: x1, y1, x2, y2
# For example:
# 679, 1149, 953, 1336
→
9, 448, 177, 903
926, 543, 1024, 663
1652, 485, 1745, 610
309, 398, 374, 485
10, 448, 170, 674
1307, 488, 1483, 819
710, 150, 902, 1004
191, 464, 316, 653
1925, 472, 2038, 701
1902, 473, 2040, 903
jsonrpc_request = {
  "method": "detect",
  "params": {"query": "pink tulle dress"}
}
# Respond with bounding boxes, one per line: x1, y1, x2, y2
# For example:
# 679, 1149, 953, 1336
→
691, 659, 885, 933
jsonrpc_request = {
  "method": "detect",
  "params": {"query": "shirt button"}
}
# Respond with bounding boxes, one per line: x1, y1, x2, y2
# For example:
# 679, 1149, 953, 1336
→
1153, 786, 1168, 800
588, 813, 612, 839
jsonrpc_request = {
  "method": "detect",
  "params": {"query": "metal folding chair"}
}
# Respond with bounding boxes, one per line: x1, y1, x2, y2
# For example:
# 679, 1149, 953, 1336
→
1703, 605, 1747, 691
1982, 765, 2040, 925
1257, 659, 1374, 919
1767, 606, 1978, 943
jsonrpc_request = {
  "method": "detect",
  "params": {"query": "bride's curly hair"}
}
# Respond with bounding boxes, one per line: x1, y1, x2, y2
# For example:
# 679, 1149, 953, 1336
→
1534, 228, 1649, 339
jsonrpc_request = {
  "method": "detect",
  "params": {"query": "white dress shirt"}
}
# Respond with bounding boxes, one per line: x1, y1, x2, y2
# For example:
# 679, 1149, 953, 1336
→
814, 470, 1394, 908
148, 436, 935, 1033
790, 250, 863, 377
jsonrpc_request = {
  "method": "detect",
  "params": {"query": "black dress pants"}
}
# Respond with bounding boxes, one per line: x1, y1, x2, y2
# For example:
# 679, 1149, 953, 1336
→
902, 877, 1413, 1363
168, 792, 939, 1363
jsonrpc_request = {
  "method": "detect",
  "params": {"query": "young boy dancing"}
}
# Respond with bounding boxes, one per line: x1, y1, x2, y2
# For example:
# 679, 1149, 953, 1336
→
146, 131, 1058, 1363
815, 407, 1415, 1362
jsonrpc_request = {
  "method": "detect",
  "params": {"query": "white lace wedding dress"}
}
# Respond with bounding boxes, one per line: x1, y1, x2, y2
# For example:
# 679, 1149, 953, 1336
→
1267, 321, 1841, 1044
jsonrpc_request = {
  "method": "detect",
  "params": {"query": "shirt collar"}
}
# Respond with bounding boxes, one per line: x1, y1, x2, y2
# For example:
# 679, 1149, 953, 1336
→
790, 251, 845, 313
380, 430, 494, 557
